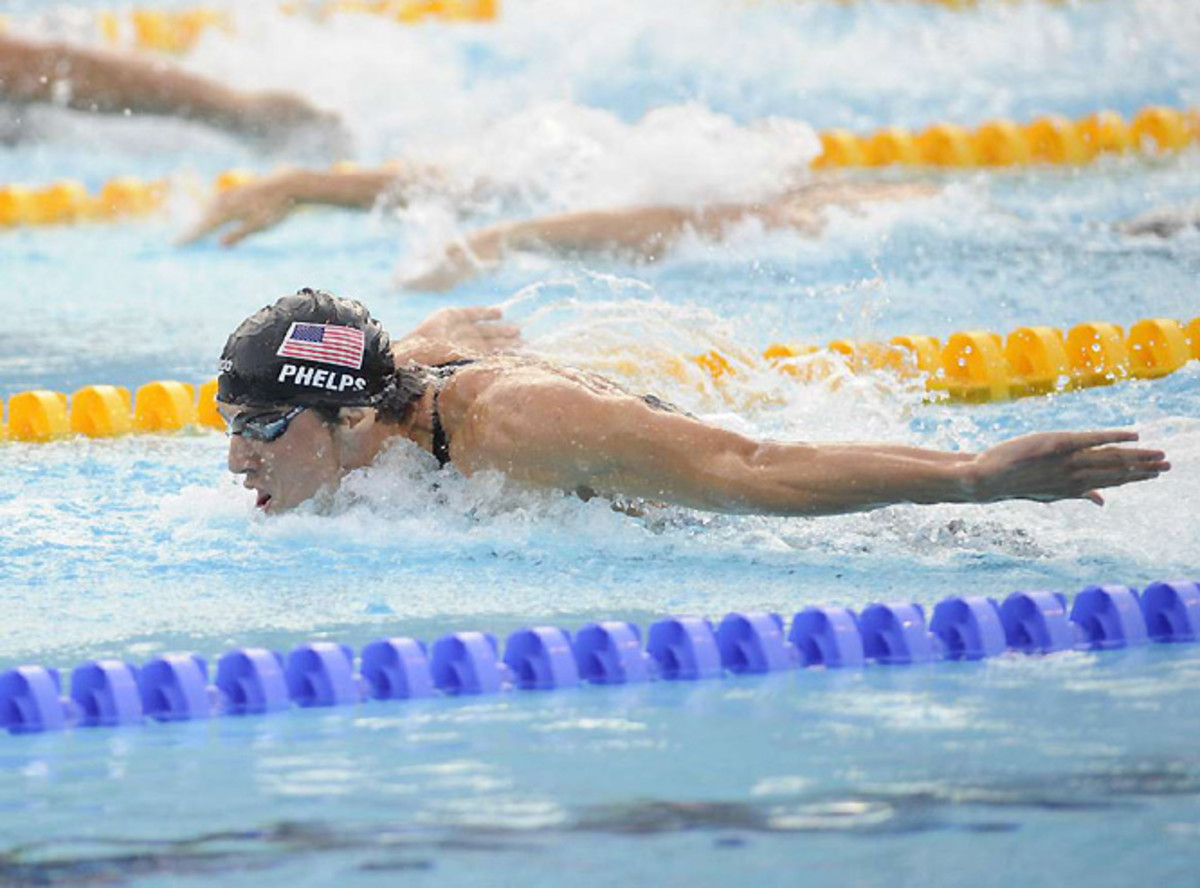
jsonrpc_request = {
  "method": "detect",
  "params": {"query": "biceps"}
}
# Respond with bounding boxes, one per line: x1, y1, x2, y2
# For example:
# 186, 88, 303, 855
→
477, 398, 749, 503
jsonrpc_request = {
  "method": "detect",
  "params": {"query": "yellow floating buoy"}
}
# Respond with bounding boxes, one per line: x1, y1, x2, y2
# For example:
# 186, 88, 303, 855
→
916, 123, 976, 167
134, 381, 198, 432
1186, 316, 1200, 361
1130, 106, 1191, 153
864, 127, 921, 167
197, 379, 226, 431
1065, 322, 1129, 387
970, 120, 1033, 167
1024, 116, 1088, 165
889, 335, 942, 376
812, 129, 866, 169
1004, 326, 1070, 397
0, 185, 33, 227
1126, 318, 1191, 379
1077, 110, 1133, 158
762, 343, 827, 381
934, 331, 1009, 402
26, 181, 89, 225
70, 386, 133, 437
8, 391, 70, 442
93, 177, 163, 218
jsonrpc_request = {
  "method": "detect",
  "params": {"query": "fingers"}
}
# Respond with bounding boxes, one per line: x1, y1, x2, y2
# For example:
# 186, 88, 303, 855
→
220, 217, 267, 247
480, 323, 521, 339
1081, 468, 1168, 487
1068, 446, 1168, 470
1050, 430, 1139, 453
456, 306, 503, 321
177, 207, 228, 246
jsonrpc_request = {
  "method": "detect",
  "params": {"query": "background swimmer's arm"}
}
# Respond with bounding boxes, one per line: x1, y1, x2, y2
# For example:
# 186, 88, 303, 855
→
455, 384, 1169, 515
179, 167, 411, 246
390, 306, 522, 365
399, 205, 736, 291
399, 182, 940, 291
0, 33, 337, 140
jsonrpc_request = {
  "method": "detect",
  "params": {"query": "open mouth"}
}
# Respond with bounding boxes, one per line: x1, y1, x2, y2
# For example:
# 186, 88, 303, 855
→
255, 491, 272, 510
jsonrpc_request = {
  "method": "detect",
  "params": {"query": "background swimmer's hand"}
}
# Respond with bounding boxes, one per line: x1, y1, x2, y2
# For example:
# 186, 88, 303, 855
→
178, 170, 307, 247
966, 431, 1169, 506
398, 229, 506, 292
392, 306, 523, 365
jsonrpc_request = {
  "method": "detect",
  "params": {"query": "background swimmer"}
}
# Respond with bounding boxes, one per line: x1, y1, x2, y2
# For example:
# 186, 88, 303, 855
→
179, 164, 935, 279
218, 290, 1170, 515
0, 32, 344, 150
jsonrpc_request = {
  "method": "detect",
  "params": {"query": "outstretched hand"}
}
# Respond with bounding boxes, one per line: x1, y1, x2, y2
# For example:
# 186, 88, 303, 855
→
968, 431, 1169, 506
408, 306, 522, 354
178, 171, 303, 247
391, 306, 523, 366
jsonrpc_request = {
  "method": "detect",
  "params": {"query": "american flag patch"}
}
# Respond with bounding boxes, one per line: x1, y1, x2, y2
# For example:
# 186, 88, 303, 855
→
276, 322, 366, 370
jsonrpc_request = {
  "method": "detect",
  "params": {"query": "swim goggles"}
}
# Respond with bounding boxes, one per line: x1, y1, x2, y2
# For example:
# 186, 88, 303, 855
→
226, 406, 306, 443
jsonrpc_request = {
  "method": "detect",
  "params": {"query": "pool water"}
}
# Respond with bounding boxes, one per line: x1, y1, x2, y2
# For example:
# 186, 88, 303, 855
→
1, 0, 1199, 885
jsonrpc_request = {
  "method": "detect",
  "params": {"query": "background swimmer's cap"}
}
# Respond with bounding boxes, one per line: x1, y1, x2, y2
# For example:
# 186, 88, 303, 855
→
218, 288, 396, 408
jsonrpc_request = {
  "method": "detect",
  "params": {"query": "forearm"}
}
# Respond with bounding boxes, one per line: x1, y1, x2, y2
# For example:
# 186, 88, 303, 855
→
618, 438, 974, 517
0, 34, 248, 128
485, 397, 978, 516
497, 206, 698, 258
276, 169, 399, 210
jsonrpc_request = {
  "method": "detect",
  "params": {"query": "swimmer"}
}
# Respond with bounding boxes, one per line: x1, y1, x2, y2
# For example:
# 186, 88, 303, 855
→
0, 32, 344, 150
217, 289, 1170, 515
398, 180, 939, 290
180, 164, 935, 282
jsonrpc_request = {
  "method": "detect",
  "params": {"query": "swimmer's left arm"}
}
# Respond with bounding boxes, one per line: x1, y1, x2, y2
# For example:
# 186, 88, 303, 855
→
390, 306, 522, 365
457, 384, 1169, 516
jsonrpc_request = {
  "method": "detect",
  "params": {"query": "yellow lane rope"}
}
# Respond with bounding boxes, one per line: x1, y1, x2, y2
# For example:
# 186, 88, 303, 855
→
0, 2, 498, 55
2, 316, 1196, 442
1, 105, 1194, 231
812, 106, 1198, 169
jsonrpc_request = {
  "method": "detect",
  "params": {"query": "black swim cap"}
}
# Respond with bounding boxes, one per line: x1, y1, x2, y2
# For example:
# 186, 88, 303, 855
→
218, 288, 396, 408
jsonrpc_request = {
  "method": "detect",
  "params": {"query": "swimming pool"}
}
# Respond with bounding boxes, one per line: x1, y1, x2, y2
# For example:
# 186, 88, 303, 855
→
2, 0, 1199, 884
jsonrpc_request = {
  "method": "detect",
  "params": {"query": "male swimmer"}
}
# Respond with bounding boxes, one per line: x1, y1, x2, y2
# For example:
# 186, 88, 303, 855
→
0, 32, 343, 149
218, 289, 1169, 515
183, 161, 1200, 289
181, 165, 933, 284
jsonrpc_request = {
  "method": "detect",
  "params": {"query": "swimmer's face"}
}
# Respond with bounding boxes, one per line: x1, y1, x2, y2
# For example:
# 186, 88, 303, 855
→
220, 404, 344, 513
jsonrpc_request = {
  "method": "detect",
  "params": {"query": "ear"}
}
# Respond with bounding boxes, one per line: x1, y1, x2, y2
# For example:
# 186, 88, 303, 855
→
337, 407, 374, 432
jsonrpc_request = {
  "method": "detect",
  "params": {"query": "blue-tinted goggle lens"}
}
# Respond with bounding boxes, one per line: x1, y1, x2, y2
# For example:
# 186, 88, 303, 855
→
227, 406, 306, 442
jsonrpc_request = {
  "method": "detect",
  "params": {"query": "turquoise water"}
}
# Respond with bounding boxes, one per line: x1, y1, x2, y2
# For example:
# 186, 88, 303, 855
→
2, 0, 1200, 884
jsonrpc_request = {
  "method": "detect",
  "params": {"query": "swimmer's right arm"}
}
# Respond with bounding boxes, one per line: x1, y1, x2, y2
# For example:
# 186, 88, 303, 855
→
179, 167, 413, 246
0, 33, 338, 141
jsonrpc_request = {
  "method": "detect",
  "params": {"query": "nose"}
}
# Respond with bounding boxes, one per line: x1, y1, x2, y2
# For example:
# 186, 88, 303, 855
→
227, 433, 261, 474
